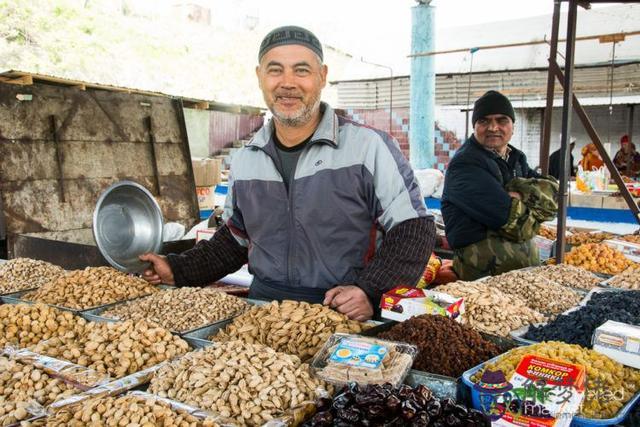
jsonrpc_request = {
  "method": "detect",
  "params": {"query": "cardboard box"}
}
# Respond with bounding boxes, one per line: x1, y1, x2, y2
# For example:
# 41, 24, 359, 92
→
380, 286, 464, 322
601, 195, 637, 210
192, 158, 222, 187
533, 235, 555, 261
593, 320, 640, 369
196, 228, 216, 242
195, 185, 216, 210
603, 239, 640, 263
569, 192, 604, 208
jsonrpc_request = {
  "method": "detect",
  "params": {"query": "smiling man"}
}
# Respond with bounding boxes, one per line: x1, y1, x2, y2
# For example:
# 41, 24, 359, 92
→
441, 90, 542, 281
140, 26, 435, 321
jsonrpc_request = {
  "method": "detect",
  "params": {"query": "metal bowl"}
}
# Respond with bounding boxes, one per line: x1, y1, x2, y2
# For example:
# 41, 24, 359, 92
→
93, 181, 163, 273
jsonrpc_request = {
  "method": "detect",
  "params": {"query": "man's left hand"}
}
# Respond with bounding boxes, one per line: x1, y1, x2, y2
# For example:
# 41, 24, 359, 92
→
323, 285, 374, 321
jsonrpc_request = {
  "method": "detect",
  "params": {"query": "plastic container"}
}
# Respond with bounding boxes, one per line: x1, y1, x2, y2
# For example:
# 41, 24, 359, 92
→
461, 353, 640, 426
309, 333, 417, 387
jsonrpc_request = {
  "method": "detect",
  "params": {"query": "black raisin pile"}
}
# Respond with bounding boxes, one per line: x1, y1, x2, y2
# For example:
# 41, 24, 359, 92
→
524, 290, 640, 348
302, 383, 490, 427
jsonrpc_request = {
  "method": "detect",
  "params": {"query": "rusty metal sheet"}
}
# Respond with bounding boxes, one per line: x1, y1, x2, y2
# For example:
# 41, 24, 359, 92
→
0, 140, 59, 182
0, 81, 200, 240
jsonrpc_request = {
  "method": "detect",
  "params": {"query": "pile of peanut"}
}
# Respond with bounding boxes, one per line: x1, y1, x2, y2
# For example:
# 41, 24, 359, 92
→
0, 303, 87, 348
43, 394, 224, 426
0, 356, 79, 426
149, 340, 330, 426
607, 265, 640, 290
565, 243, 634, 275
434, 281, 546, 336
102, 287, 249, 332
0, 258, 65, 294
211, 300, 367, 360
527, 264, 602, 290
32, 319, 190, 379
23, 266, 159, 310
483, 270, 583, 314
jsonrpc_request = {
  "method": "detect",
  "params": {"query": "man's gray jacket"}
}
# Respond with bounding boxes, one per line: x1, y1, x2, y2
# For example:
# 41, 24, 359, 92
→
168, 103, 435, 303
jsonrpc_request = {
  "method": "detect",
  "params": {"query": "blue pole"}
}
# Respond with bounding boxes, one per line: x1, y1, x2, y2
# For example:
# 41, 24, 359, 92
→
410, 2, 435, 169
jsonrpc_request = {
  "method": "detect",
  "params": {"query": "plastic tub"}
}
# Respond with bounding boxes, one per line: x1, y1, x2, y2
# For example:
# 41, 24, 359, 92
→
461, 354, 640, 426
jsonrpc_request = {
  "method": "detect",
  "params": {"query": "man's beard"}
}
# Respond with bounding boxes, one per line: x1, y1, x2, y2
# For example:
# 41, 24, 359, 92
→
270, 94, 321, 127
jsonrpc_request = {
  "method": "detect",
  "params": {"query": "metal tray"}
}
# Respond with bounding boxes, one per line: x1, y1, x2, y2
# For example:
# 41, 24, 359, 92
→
181, 312, 382, 350
509, 323, 544, 346
0, 286, 37, 297
82, 296, 266, 336
0, 286, 173, 315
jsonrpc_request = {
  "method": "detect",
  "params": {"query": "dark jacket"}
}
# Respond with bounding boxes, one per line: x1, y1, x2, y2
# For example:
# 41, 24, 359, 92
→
441, 135, 539, 249
548, 148, 575, 180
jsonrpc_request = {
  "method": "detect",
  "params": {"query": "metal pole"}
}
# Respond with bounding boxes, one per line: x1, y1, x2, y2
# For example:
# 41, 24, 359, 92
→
541, 0, 561, 175
628, 104, 635, 144
555, 0, 578, 264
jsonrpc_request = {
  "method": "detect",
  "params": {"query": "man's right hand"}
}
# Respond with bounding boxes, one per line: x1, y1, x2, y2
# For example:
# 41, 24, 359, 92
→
139, 253, 175, 285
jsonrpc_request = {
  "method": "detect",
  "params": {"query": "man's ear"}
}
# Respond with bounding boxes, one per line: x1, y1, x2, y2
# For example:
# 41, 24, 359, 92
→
256, 65, 262, 89
320, 64, 328, 88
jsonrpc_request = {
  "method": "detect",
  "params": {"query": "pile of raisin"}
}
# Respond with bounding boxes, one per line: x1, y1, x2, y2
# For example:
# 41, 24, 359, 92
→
302, 383, 490, 427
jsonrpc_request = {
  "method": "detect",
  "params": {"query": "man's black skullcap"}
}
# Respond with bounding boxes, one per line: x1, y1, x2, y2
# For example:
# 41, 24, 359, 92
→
258, 25, 323, 62
471, 90, 516, 125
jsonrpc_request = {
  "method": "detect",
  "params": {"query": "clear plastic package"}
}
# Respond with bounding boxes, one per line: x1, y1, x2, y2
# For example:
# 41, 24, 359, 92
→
309, 333, 418, 387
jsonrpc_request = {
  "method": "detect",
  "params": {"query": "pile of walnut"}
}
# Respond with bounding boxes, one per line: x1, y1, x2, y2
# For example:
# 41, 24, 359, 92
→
0, 303, 87, 348
102, 287, 250, 332
149, 340, 330, 426
566, 231, 616, 246
482, 269, 583, 314
537, 225, 557, 240
565, 243, 634, 275
607, 265, 640, 290
31, 319, 190, 379
23, 266, 159, 310
434, 281, 546, 336
43, 394, 225, 426
211, 300, 367, 361
0, 258, 65, 294
0, 356, 79, 426
526, 264, 602, 290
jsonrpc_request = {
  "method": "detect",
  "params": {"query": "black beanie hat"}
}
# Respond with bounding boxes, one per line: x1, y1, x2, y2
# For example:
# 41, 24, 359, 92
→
258, 25, 323, 62
471, 90, 515, 125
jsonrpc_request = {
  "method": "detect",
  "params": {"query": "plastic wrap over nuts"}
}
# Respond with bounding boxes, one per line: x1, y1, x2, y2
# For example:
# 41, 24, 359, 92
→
2, 347, 110, 390
40, 392, 232, 426
148, 340, 332, 426
0, 353, 82, 427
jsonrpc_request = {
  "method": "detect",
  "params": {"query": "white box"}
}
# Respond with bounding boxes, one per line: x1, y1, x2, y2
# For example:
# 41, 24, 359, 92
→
593, 320, 640, 369
603, 239, 640, 263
